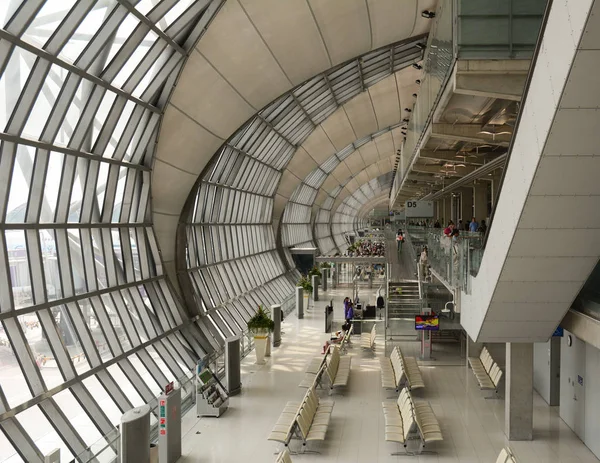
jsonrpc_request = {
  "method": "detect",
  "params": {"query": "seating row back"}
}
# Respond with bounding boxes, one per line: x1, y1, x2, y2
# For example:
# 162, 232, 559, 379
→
468, 346, 503, 393
496, 447, 517, 463
382, 388, 443, 455
268, 386, 334, 449
380, 346, 425, 391
325, 345, 351, 393
361, 324, 376, 349
275, 449, 292, 463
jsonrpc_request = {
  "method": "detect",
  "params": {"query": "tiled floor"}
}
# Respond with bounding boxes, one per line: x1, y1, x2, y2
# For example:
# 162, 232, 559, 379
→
179, 289, 599, 462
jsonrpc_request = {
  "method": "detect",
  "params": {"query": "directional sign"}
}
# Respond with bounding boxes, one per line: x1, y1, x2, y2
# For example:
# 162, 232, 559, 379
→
405, 200, 433, 218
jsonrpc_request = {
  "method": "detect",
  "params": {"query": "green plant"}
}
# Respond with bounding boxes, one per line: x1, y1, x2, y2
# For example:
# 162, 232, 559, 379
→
297, 276, 313, 293
308, 266, 322, 278
320, 262, 331, 269
247, 305, 274, 334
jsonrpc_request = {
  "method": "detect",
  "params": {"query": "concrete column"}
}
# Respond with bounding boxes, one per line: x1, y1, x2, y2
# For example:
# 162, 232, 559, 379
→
473, 181, 488, 222
296, 286, 303, 319
332, 264, 337, 289
443, 196, 451, 225
271, 304, 281, 347
322, 268, 328, 291
505, 343, 534, 441
312, 275, 319, 302
460, 187, 474, 226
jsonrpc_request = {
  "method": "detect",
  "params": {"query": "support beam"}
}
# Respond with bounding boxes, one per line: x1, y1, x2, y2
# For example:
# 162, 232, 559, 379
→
454, 59, 529, 101
431, 123, 511, 147
473, 181, 488, 221
420, 150, 488, 165
412, 164, 478, 176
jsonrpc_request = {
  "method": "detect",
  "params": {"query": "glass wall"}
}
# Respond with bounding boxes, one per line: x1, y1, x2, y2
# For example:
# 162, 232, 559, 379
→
0, 1, 224, 461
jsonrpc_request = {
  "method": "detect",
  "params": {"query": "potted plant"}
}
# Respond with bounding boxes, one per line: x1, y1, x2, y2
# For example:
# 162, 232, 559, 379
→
247, 306, 274, 365
298, 275, 312, 308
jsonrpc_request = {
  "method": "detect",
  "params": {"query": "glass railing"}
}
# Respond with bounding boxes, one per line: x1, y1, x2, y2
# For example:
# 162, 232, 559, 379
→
407, 226, 484, 293
390, 0, 456, 204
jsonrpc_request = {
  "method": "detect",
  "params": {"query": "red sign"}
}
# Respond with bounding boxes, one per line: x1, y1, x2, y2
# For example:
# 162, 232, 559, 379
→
165, 382, 174, 395
160, 429, 166, 436
159, 400, 166, 406
160, 418, 166, 425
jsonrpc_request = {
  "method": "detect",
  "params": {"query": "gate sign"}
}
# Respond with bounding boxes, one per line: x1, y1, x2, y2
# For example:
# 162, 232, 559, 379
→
405, 200, 434, 218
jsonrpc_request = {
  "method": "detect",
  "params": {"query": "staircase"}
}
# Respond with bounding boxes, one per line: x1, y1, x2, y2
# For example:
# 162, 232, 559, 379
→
387, 280, 422, 318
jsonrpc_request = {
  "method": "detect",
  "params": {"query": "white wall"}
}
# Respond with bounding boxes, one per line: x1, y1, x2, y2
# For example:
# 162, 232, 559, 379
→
560, 330, 586, 437
585, 342, 600, 457
534, 341, 551, 404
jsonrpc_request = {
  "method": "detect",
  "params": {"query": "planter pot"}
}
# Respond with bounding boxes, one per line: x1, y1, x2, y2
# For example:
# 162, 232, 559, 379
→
253, 336, 268, 365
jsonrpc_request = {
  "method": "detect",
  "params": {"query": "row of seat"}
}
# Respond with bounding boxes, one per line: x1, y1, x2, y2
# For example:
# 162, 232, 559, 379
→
361, 324, 376, 349
468, 346, 503, 394
380, 346, 425, 391
302, 345, 351, 392
338, 323, 353, 353
496, 447, 517, 463
275, 449, 292, 463
382, 387, 443, 455
268, 385, 334, 449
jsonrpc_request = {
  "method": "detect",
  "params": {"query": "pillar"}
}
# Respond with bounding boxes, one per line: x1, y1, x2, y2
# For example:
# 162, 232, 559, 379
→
443, 195, 451, 225
158, 387, 182, 463
120, 405, 150, 463
460, 187, 474, 225
473, 181, 488, 222
271, 304, 281, 347
505, 343, 533, 440
296, 286, 303, 319
322, 268, 328, 291
225, 336, 242, 395
312, 275, 319, 302
332, 263, 337, 289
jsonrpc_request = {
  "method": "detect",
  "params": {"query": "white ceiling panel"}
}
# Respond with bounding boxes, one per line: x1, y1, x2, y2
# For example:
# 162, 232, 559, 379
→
412, 0, 440, 35
485, 302, 569, 321
170, 51, 255, 139
519, 195, 600, 229
492, 281, 581, 303
359, 140, 380, 164
346, 179, 361, 193
286, 147, 319, 179
277, 170, 302, 198
529, 156, 600, 196
544, 109, 600, 155
354, 170, 370, 187
344, 152, 367, 175
342, 92, 378, 139
500, 256, 597, 282
478, 320, 560, 340
322, 176, 339, 193
239, 0, 331, 84
307, 0, 372, 65
374, 131, 395, 159
509, 229, 600, 257
560, 51, 600, 109
320, 107, 357, 151
368, 0, 418, 48
368, 74, 401, 129
331, 162, 352, 184
154, 106, 223, 175
579, 0, 600, 49
152, 160, 198, 215
272, 193, 288, 221
301, 126, 337, 164
366, 163, 380, 180
153, 214, 179, 263
196, 0, 291, 108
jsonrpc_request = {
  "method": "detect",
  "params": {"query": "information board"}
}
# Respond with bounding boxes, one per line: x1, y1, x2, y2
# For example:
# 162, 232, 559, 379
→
405, 200, 434, 218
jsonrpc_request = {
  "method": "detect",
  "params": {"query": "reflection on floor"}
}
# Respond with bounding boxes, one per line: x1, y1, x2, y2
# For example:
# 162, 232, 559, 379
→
179, 289, 599, 463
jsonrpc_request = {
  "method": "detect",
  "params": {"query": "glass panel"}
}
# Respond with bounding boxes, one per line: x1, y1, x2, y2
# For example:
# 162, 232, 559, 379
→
53, 388, 104, 446
52, 305, 91, 374
15, 405, 74, 461
20, 313, 64, 390
6, 146, 35, 224
5, 230, 31, 309
107, 363, 144, 407
82, 375, 123, 425
78, 298, 113, 362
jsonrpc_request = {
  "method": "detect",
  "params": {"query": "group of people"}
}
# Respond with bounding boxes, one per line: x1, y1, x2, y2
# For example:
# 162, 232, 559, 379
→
442, 217, 487, 239
346, 240, 385, 257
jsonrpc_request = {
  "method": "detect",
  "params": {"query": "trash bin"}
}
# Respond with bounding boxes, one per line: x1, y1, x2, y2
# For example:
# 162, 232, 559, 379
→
149, 444, 158, 463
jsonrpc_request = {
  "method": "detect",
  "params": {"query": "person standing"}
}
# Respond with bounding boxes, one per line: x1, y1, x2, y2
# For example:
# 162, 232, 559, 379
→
469, 217, 478, 232
419, 246, 429, 280
478, 219, 487, 234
